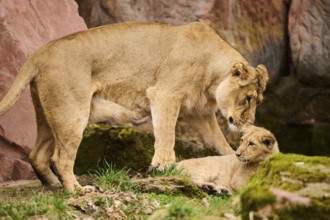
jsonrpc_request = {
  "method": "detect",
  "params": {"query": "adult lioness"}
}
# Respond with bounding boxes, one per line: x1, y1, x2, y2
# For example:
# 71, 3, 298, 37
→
0, 22, 268, 193
177, 125, 279, 194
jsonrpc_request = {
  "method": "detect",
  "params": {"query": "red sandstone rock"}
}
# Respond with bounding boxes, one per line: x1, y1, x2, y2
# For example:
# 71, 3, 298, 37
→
76, 0, 288, 83
288, 0, 330, 86
0, 0, 87, 182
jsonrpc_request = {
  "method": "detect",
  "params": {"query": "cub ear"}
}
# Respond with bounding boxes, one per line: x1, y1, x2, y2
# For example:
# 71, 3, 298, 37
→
232, 62, 249, 80
262, 136, 275, 149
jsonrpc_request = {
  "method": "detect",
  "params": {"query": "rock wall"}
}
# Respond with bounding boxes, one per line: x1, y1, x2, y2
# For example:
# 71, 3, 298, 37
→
289, 0, 330, 86
75, 0, 330, 155
257, 0, 330, 155
0, 0, 87, 182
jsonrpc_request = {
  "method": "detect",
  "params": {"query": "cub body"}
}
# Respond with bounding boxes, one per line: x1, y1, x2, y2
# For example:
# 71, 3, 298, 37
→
178, 125, 279, 193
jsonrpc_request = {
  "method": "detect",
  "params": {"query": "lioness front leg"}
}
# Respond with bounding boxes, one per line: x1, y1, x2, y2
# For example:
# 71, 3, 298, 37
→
147, 88, 182, 169
190, 113, 234, 155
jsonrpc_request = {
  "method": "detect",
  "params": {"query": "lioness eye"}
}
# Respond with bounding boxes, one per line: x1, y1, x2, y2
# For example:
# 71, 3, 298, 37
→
233, 70, 240, 77
248, 141, 255, 146
246, 96, 252, 105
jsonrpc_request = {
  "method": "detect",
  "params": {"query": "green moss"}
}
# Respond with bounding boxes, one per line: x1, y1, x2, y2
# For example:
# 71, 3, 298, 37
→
240, 185, 276, 219
246, 154, 330, 191
240, 153, 330, 219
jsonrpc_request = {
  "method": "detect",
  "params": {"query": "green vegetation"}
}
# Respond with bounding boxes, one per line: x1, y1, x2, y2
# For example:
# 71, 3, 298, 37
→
0, 165, 234, 219
2, 153, 329, 219
149, 164, 187, 178
0, 191, 71, 220
2, 124, 329, 219
240, 153, 330, 220
92, 162, 136, 191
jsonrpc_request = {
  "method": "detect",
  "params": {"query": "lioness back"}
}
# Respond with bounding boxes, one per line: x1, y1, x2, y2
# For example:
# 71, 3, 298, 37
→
32, 22, 242, 115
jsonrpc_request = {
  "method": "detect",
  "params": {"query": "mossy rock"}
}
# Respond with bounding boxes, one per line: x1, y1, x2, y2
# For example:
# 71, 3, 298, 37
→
240, 153, 330, 220
75, 124, 217, 174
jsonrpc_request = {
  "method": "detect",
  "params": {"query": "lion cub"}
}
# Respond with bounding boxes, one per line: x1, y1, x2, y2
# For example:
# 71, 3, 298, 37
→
177, 125, 279, 194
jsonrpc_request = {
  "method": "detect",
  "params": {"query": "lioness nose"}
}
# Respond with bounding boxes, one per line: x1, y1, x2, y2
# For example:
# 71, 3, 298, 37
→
229, 116, 234, 124
235, 152, 241, 157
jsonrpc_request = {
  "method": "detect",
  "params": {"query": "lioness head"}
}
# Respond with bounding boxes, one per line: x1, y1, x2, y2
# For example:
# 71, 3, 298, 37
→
235, 125, 279, 163
216, 62, 269, 131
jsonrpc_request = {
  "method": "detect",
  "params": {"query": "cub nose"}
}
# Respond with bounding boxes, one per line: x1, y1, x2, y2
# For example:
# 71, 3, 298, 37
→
235, 152, 241, 157
228, 116, 234, 124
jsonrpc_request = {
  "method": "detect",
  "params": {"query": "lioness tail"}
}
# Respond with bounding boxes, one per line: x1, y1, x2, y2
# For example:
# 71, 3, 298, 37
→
0, 59, 36, 115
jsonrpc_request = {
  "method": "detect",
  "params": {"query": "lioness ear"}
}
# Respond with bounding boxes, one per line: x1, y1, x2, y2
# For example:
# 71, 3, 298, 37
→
255, 64, 269, 104
256, 64, 269, 92
262, 136, 275, 149
232, 62, 249, 80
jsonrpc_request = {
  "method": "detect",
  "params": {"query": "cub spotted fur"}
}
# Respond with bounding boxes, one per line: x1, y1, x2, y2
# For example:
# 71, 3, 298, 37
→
0, 22, 268, 193
177, 125, 279, 194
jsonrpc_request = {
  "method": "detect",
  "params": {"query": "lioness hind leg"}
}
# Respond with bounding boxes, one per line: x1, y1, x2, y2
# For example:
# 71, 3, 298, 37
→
90, 98, 145, 125
29, 121, 61, 187
29, 91, 61, 187
50, 109, 92, 193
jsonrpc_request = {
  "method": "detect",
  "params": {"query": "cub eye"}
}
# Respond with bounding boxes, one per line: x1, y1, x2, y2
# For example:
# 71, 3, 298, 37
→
248, 141, 255, 146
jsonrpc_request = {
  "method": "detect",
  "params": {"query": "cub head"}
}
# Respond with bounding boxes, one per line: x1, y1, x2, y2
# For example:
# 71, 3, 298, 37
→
216, 62, 269, 131
235, 125, 279, 163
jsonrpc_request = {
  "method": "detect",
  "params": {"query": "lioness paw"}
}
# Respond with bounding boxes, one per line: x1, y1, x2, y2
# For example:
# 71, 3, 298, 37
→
76, 185, 96, 195
151, 149, 175, 170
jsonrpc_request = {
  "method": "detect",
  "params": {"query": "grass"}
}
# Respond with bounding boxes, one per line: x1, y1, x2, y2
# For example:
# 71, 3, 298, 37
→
0, 191, 71, 220
146, 193, 234, 219
92, 162, 137, 191
149, 164, 188, 178
0, 164, 235, 219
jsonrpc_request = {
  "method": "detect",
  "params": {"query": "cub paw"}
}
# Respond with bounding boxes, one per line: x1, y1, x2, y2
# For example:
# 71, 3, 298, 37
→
201, 184, 231, 196
217, 186, 232, 196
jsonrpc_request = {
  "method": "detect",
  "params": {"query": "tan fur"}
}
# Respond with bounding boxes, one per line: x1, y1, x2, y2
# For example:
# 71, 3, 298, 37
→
177, 125, 279, 194
0, 22, 269, 193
